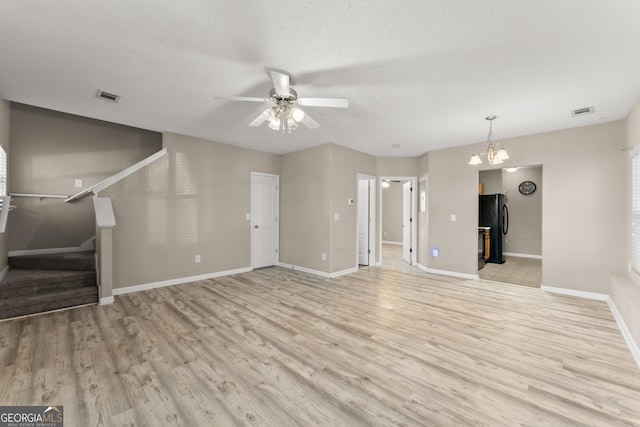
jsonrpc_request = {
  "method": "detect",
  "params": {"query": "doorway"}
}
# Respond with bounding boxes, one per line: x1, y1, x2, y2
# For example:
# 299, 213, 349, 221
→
357, 174, 376, 266
251, 172, 279, 269
478, 166, 542, 287
379, 176, 417, 267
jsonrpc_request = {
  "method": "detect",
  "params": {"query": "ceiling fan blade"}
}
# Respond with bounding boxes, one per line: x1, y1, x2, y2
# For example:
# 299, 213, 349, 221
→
270, 71, 290, 97
219, 96, 269, 103
297, 97, 349, 108
248, 111, 267, 127
301, 113, 320, 130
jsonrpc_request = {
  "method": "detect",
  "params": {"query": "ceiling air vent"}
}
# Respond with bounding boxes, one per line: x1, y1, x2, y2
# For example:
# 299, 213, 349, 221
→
571, 106, 594, 117
96, 90, 120, 103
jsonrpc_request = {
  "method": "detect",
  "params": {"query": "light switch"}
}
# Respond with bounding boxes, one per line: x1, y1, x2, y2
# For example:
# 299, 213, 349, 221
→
334, 213, 340, 221
75, 179, 83, 188
450, 214, 456, 222
245, 213, 251, 220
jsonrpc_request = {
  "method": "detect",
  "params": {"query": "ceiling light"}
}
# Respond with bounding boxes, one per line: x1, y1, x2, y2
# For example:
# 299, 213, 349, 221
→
290, 106, 305, 122
382, 180, 390, 188
505, 167, 518, 173
468, 116, 509, 166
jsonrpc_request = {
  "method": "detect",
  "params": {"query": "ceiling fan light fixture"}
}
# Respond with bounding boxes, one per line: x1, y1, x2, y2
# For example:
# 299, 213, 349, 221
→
289, 106, 305, 122
268, 114, 281, 131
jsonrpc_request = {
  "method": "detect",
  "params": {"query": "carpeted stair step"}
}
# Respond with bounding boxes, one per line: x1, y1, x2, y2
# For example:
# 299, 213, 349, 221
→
9, 251, 95, 272
0, 286, 98, 320
0, 269, 96, 298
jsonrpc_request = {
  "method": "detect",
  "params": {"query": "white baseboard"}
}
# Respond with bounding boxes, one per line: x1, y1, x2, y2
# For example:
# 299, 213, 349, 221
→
607, 298, 640, 369
382, 241, 402, 246
541, 285, 609, 301
504, 252, 542, 260
542, 284, 639, 370
113, 267, 252, 296
416, 263, 479, 280
100, 296, 115, 305
9, 245, 93, 257
277, 262, 358, 279
0, 264, 9, 282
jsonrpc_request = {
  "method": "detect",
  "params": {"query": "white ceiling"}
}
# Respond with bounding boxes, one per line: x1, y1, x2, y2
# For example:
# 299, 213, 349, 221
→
1, 1, 639, 157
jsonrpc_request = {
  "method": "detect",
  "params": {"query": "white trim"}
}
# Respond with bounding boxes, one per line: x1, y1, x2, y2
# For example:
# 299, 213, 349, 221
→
607, 298, 640, 369
356, 174, 376, 269
0, 264, 9, 282
541, 285, 609, 301
416, 263, 480, 280
113, 267, 252, 296
100, 296, 115, 305
9, 246, 93, 257
503, 252, 542, 260
382, 241, 402, 246
278, 262, 358, 279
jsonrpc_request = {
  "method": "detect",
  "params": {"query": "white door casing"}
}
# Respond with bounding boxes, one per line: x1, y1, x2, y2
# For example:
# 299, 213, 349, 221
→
402, 181, 412, 265
357, 178, 371, 265
251, 173, 279, 269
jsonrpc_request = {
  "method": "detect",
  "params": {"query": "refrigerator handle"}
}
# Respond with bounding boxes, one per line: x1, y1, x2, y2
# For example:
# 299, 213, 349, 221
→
503, 205, 509, 235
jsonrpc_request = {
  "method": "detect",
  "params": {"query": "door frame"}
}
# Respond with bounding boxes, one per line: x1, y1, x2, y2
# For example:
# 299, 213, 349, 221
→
356, 174, 376, 268
379, 176, 418, 266
251, 172, 280, 269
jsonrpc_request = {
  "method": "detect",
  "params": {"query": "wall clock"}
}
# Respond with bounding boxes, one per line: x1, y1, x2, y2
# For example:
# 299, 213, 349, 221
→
518, 180, 536, 195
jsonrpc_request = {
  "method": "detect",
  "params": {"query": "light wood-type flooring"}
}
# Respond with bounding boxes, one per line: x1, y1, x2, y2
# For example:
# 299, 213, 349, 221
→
1, 261, 639, 426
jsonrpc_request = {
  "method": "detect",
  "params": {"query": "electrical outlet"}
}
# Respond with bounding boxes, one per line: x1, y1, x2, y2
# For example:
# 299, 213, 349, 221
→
195, 255, 201, 263
322, 253, 327, 261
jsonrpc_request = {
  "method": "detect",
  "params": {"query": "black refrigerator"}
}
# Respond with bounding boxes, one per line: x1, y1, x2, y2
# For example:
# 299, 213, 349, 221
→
479, 194, 508, 264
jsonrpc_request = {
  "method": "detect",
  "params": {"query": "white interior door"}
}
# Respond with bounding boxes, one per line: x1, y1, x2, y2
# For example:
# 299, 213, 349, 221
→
357, 179, 370, 265
252, 173, 279, 269
402, 181, 412, 264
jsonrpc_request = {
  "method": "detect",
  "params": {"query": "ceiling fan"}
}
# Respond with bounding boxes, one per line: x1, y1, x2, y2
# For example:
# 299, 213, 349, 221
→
224, 71, 349, 133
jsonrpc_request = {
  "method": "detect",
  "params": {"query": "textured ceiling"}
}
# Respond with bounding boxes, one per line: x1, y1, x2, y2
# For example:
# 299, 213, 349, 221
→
1, 1, 639, 157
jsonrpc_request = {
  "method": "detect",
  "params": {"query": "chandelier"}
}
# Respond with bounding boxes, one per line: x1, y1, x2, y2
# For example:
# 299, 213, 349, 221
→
468, 115, 509, 165
262, 98, 306, 134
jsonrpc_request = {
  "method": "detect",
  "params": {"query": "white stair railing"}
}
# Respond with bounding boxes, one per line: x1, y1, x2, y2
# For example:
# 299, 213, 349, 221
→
66, 148, 167, 202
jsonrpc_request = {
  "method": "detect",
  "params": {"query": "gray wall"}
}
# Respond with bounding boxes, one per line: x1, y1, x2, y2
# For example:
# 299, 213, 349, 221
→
280, 144, 332, 272
420, 121, 626, 293
102, 132, 280, 289
0, 100, 9, 272
502, 167, 542, 256
8, 103, 162, 251
330, 144, 377, 272
479, 169, 502, 194
382, 181, 402, 243
280, 143, 376, 273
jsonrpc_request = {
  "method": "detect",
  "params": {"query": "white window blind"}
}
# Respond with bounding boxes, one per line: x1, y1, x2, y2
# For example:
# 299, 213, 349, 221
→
632, 148, 640, 273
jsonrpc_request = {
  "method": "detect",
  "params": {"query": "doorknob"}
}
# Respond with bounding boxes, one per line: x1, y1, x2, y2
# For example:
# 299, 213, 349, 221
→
254, 225, 259, 229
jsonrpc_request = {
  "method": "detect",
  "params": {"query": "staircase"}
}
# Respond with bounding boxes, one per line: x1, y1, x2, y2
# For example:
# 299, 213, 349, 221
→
0, 251, 98, 320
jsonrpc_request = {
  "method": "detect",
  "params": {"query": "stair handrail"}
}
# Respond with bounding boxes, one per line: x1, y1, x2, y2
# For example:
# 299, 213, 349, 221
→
9, 193, 69, 199
65, 148, 168, 203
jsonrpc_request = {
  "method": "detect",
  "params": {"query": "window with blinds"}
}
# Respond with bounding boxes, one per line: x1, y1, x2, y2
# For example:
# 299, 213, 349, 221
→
632, 148, 640, 273
0, 146, 6, 196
